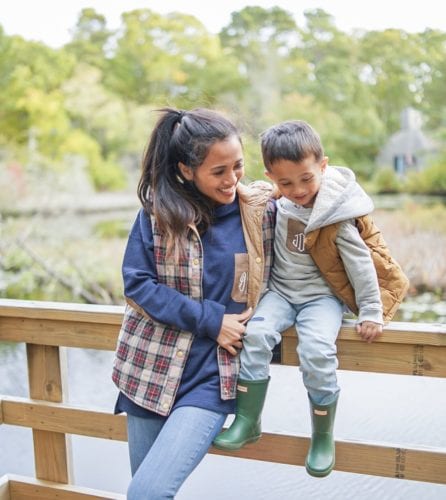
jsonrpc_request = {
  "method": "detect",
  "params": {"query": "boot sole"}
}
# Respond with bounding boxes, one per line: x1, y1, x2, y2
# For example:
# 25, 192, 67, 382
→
212, 435, 260, 451
305, 460, 334, 478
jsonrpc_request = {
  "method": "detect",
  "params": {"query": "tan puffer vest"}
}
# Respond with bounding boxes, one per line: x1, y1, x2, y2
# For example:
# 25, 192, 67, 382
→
305, 215, 409, 322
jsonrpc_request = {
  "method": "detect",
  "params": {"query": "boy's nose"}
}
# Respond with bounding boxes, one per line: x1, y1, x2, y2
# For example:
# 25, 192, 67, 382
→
293, 187, 306, 197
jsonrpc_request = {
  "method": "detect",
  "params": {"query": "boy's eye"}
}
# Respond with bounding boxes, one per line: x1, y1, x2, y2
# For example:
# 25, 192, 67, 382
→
302, 176, 313, 182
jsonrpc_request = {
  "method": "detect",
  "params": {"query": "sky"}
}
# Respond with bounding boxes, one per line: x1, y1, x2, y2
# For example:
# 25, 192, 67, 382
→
1, 0, 445, 48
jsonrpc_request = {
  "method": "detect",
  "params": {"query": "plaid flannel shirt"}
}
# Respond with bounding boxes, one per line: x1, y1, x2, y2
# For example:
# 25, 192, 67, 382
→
112, 181, 275, 416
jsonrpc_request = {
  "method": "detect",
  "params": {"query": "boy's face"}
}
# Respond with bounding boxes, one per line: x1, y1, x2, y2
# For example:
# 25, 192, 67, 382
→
265, 155, 328, 208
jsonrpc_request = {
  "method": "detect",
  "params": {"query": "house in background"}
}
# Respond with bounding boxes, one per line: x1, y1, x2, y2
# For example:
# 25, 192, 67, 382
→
377, 107, 440, 175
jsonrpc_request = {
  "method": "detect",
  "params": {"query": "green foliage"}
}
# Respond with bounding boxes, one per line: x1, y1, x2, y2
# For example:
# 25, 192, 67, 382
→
105, 9, 244, 107
370, 168, 402, 193
0, 228, 125, 304
0, 5, 445, 193
242, 133, 266, 181
93, 219, 130, 239
89, 157, 127, 191
65, 8, 112, 68
60, 129, 126, 190
405, 162, 446, 194
62, 64, 130, 155
358, 30, 426, 133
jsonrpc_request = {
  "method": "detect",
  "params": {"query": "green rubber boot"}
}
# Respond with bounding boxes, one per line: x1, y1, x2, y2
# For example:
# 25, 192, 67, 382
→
212, 378, 269, 451
305, 394, 339, 477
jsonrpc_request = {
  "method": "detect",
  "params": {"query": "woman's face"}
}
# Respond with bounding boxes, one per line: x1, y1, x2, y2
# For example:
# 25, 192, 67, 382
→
179, 136, 244, 205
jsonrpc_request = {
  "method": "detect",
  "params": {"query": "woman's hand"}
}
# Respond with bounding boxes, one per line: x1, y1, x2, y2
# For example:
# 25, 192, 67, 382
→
356, 321, 382, 343
217, 308, 253, 356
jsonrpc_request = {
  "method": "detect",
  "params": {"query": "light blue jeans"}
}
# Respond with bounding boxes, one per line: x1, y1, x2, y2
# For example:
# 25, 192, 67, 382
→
240, 290, 343, 405
126, 406, 226, 500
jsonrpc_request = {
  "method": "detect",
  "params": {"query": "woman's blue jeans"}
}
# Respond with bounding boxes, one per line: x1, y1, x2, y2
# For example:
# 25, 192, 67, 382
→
126, 406, 226, 499
240, 290, 343, 405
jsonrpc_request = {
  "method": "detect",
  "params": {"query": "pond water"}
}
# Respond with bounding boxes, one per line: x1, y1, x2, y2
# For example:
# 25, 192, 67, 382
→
0, 337, 445, 499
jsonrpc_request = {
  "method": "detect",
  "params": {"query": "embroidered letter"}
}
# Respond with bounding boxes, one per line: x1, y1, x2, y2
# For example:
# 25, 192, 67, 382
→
292, 232, 306, 252
238, 271, 248, 293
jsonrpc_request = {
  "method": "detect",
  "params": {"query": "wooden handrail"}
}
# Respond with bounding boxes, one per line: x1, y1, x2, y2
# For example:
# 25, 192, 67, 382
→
1, 299, 445, 376
0, 298, 445, 498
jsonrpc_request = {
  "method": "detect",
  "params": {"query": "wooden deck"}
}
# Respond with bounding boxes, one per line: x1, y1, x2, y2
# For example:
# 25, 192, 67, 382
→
0, 299, 445, 498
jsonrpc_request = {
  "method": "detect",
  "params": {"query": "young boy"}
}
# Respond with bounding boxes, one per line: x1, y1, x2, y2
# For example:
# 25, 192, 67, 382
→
213, 120, 409, 477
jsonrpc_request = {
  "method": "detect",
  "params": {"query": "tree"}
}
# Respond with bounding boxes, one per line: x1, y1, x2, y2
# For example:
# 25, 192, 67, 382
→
106, 9, 243, 106
65, 8, 112, 68
291, 9, 385, 169
220, 6, 299, 130
418, 29, 446, 131
0, 31, 75, 146
358, 29, 426, 133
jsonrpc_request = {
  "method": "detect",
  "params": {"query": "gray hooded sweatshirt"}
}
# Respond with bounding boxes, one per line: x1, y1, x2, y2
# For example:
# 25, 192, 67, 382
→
270, 165, 383, 325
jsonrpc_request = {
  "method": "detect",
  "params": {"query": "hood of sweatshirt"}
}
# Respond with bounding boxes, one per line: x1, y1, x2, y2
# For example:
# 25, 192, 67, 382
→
305, 166, 374, 233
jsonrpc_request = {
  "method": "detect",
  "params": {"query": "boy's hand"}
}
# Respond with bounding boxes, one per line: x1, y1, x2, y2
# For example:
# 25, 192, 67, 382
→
356, 321, 382, 343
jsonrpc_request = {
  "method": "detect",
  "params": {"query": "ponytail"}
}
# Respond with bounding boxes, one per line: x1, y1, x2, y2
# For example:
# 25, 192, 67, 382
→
137, 107, 240, 258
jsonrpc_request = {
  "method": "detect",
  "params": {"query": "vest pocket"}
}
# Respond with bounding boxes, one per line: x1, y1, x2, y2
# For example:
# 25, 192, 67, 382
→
231, 253, 249, 302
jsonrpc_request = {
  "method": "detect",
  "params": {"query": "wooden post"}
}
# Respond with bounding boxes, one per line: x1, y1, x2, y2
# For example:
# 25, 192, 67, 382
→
26, 344, 73, 483
0, 475, 10, 500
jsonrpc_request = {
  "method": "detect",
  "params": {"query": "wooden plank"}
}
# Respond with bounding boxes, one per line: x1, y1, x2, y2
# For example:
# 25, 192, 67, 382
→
31, 431, 71, 485
1, 397, 127, 441
282, 338, 446, 377
27, 344, 72, 483
281, 326, 446, 377
0, 299, 123, 325
0, 318, 119, 351
1, 317, 445, 370
283, 321, 446, 346
3, 397, 445, 485
7, 475, 125, 499
27, 345, 66, 402
0, 475, 10, 500
210, 433, 446, 484
1, 298, 445, 345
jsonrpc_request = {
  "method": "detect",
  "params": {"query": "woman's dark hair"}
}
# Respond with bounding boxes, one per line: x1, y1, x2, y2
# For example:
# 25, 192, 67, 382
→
260, 120, 324, 171
137, 107, 241, 256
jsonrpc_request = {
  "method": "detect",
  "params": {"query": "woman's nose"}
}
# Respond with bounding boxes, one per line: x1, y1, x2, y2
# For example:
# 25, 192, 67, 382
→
224, 171, 238, 185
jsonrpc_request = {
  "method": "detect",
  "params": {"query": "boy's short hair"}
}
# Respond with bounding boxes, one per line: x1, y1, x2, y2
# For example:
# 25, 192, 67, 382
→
260, 120, 324, 171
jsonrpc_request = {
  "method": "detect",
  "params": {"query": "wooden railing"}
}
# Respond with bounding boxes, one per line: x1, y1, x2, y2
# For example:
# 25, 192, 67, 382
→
0, 298, 445, 499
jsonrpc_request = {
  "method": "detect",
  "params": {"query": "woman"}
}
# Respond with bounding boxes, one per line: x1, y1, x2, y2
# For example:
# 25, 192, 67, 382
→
112, 107, 275, 499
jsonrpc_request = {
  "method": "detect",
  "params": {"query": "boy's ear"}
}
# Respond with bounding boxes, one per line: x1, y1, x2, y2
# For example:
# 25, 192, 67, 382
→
178, 162, 194, 181
321, 156, 329, 172
271, 183, 281, 199
264, 171, 281, 199
264, 170, 281, 198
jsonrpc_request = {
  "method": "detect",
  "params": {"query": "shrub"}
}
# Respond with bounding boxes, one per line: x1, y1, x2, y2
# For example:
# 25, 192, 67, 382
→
371, 168, 401, 193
